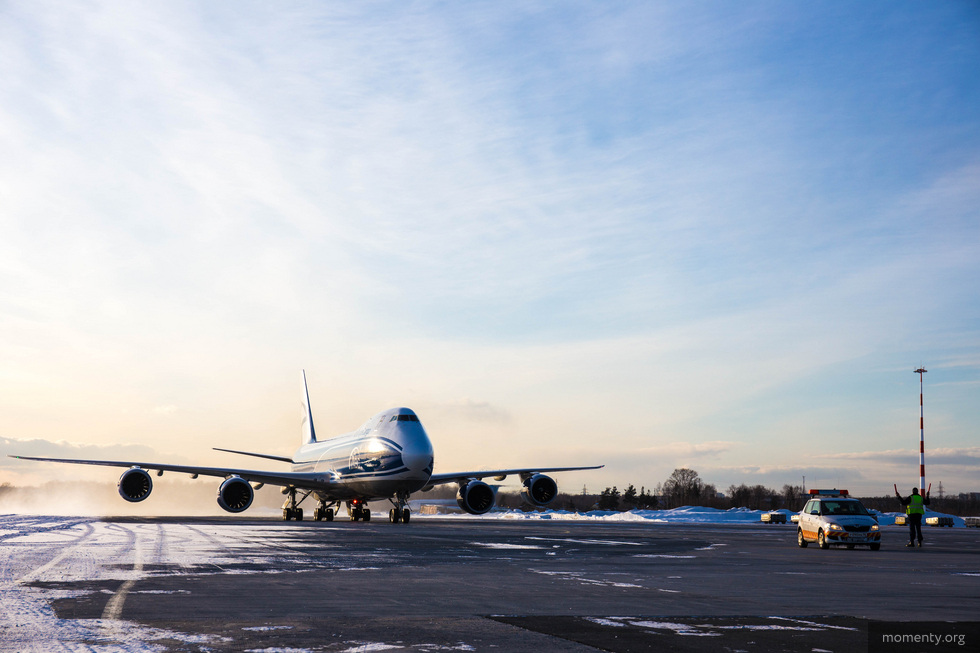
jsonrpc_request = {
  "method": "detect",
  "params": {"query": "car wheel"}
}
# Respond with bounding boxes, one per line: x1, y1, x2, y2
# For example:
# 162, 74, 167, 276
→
818, 530, 829, 549
797, 529, 808, 548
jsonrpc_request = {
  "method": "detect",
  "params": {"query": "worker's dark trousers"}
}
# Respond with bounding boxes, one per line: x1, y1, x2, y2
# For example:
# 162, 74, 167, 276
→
908, 513, 923, 543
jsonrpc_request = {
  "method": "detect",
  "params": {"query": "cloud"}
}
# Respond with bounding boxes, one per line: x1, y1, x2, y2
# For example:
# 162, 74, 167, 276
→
419, 399, 513, 426
1, 437, 178, 469
709, 465, 868, 483
819, 448, 980, 467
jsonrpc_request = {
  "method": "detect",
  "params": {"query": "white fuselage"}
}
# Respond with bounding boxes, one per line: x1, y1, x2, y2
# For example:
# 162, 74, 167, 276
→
290, 407, 435, 500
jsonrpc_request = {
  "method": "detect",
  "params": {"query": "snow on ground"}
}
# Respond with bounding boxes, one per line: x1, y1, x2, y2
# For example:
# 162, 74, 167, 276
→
422, 505, 970, 527
1, 506, 970, 650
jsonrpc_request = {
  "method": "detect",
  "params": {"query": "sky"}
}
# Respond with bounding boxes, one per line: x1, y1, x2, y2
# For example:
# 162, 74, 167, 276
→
1, 1, 978, 510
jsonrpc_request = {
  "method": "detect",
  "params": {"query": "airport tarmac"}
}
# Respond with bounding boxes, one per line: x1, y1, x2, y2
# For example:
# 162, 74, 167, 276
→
2, 514, 978, 652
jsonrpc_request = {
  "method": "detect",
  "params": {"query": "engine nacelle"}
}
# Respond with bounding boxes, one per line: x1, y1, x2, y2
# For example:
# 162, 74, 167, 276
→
118, 467, 153, 502
456, 479, 496, 515
217, 476, 254, 513
521, 474, 558, 507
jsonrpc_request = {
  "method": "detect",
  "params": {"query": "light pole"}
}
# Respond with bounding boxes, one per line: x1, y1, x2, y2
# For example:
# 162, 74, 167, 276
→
914, 367, 927, 494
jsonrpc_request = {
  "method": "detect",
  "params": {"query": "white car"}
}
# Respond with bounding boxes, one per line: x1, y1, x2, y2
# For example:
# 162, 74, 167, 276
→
797, 491, 881, 551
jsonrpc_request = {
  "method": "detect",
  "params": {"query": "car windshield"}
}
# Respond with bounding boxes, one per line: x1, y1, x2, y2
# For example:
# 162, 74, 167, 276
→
820, 501, 869, 516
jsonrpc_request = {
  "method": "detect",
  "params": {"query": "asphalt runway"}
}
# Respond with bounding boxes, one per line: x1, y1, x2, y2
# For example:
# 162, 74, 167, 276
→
2, 514, 978, 652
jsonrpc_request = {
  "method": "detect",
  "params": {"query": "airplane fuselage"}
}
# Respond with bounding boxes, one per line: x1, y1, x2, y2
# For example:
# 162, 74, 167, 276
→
291, 407, 435, 500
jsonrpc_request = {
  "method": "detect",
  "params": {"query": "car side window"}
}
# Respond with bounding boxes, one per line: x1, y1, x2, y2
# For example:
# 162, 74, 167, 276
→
809, 501, 820, 515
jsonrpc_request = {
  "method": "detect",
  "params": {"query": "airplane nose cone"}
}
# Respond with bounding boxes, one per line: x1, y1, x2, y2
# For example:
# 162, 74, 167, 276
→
402, 434, 434, 476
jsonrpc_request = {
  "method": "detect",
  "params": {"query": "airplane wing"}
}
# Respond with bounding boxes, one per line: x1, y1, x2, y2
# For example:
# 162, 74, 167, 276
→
424, 465, 603, 489
6, 454, 328, 491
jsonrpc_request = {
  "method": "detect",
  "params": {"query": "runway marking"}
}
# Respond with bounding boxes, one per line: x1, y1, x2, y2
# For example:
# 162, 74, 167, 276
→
102, 529, 144, 620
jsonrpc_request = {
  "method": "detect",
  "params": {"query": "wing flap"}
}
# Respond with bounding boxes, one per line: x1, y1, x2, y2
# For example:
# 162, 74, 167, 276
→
213, 448, 294, 464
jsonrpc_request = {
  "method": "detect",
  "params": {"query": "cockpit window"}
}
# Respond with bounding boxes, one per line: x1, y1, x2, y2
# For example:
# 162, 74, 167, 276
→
390, 414, 419, 422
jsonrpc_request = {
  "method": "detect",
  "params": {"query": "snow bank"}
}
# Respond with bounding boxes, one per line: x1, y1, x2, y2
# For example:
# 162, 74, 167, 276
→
873, 510, 967, 527
425, 505, 969, 526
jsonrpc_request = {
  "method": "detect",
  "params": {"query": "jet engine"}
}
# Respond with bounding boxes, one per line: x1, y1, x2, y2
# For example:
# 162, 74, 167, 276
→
456, 479, 495, 515
217, 476, 254, 513
118, 467, 153, 502
521, 473, 558, 507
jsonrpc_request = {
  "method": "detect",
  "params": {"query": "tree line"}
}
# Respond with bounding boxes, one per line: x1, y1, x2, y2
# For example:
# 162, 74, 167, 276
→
510, 468, 980, 516
484, 467, 978, 515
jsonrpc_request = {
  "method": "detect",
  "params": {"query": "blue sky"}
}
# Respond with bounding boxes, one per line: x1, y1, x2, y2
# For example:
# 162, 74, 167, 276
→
1, 1, 978, 504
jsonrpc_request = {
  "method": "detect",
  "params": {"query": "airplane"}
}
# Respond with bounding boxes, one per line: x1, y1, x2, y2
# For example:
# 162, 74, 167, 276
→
8, 371, 602, 523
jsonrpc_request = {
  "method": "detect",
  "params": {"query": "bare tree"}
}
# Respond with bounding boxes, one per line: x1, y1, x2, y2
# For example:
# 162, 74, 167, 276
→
662, 468, 704, 508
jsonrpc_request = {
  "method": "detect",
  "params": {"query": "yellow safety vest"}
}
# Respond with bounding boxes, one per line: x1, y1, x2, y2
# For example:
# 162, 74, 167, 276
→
907, 494, 925, 515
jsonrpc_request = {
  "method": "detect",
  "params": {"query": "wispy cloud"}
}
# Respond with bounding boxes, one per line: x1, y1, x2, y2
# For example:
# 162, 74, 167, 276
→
0, 2, 977, 501
1, 436, 176, 467
819, 448, 980, 467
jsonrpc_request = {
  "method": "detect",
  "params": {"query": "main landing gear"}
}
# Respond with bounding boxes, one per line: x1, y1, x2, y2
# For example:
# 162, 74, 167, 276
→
283, 487, 337, 521
282, 486, 311, 521
281, 489, 411, 524
313, 501, 336, 522
388, 492, 411, 523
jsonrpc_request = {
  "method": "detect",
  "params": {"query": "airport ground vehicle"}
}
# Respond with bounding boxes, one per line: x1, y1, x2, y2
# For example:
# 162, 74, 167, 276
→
797, 490, 881, 551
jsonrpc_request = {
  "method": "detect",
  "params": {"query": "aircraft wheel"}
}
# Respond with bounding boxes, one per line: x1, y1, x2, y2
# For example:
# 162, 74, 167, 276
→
283, 509, 292, 521
402, 508, 411, 524
350, 510, 360, 522
818, 530, 829, 549
325, 508, 334, 522
797, 529, 808, 548
389, 509, 400, 523
361, 508, 371, 522
313, 508, 323, 521
295, 508, 303, 521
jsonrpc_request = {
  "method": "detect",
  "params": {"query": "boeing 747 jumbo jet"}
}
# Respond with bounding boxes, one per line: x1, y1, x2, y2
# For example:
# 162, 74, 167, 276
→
9, 372, 602, 523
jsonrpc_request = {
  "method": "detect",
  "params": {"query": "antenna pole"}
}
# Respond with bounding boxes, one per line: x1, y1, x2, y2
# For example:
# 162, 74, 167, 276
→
914, 367, 927, 494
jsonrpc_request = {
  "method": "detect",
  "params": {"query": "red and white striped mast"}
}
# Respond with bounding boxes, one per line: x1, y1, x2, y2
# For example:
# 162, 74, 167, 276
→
914, 367, 927, 493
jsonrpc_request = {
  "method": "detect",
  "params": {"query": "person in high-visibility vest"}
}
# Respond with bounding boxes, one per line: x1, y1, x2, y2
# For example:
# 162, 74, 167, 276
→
895, 487, 930, 547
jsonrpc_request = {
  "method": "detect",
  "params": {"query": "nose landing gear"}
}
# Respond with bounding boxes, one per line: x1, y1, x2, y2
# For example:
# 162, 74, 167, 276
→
347, 500, 371, 521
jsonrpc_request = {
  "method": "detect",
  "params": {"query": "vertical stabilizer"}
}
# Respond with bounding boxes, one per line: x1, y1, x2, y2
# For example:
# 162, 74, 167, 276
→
301, 369, 317, 445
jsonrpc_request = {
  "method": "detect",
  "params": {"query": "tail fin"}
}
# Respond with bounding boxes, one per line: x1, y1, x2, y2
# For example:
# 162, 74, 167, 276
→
301, 370, 317, 445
